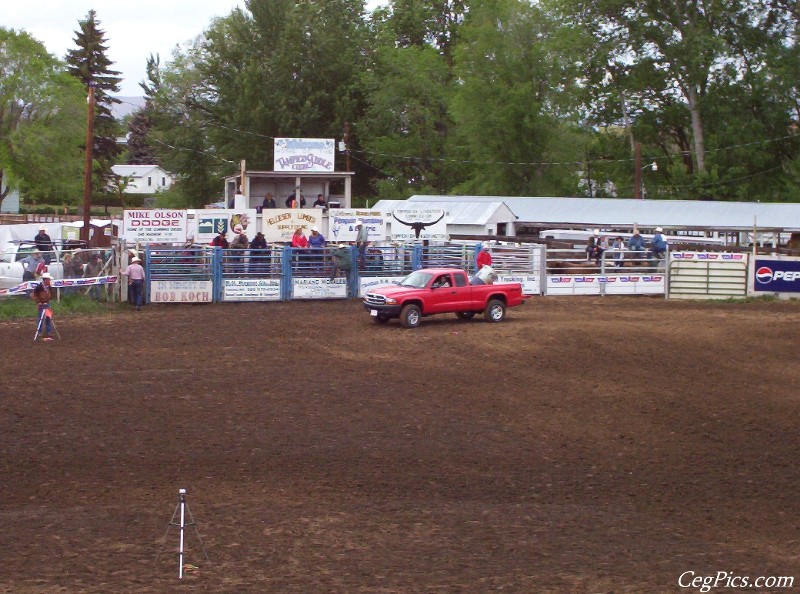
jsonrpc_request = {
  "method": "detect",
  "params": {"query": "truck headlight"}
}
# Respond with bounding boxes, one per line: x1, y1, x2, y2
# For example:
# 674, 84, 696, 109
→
384, 297, 397, 305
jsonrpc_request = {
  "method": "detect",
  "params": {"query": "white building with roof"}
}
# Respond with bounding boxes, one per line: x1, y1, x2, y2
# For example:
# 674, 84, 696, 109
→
111, 165, 174, 194
373, 199, 518, 238
407, 195, 800, 236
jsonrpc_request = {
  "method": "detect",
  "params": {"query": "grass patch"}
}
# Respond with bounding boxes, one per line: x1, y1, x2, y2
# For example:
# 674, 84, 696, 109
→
0, 293, 119, 321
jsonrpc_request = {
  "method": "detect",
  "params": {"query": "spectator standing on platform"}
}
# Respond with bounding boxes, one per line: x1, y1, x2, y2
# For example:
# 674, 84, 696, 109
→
262, 193, 276, 209
122, 257, 145, 311
355, 219, 369, 268
34, 226, 54, 263
285, 193, 307, 208
476, 241, 492, 271
312, 194, 327, 208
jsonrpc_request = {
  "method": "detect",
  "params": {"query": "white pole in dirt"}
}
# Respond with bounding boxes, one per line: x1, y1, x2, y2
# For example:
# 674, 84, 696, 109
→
178, 488, 186, 579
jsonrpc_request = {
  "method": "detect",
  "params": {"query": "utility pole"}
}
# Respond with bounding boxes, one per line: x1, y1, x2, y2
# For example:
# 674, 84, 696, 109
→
633, 142, 642, 199
343, 122, 351, 172
81, 82, 96, 242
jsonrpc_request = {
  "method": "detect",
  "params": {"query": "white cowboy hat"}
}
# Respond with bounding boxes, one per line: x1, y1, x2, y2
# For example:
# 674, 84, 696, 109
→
41, 272, 53, 279
132, 257, 142, 263
655, 227, 663, 232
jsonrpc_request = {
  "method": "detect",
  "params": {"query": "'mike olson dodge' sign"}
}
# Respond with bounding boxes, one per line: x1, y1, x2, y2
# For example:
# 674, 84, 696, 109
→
273, 138, 335, 172
123, 209, 187, 244
754, 258, 800, 293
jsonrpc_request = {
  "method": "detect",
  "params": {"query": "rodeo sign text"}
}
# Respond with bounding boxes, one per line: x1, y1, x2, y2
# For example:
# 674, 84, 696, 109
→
123, 209, 187, 244
274, 138, 335, 173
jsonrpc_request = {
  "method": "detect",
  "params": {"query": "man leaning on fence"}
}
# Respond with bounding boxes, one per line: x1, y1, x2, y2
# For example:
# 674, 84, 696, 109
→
122, 257, 145, 311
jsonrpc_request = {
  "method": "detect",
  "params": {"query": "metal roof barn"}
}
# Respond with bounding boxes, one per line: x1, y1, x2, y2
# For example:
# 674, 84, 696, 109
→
407, 195, 800, 232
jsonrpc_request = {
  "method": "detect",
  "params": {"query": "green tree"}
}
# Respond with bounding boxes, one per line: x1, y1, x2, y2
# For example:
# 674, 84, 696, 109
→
450, 0, 586, 195
65, 10, 123, 202
0, 28, 85, 205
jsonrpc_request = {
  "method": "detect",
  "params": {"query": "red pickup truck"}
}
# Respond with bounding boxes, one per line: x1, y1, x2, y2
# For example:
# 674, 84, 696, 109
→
363, 268, 525, 328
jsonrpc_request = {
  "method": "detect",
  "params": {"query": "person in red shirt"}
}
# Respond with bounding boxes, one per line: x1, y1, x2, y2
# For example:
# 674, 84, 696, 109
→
291, 227, 309, 248
210, 230, 229, 249
476, 241, 492, 271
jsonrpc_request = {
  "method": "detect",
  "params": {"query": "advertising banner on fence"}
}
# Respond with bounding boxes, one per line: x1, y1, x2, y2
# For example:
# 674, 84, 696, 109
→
753, 258, 800, 293
328, 210, 386, 243
222, 278, 281, 301
123, 209, 187, 244
193, 209, 257, 244
274, 138, 335, 172
150, 280, 213, 303
545, 274, 665, 296
358, 276, 405, 297
292, 277, 347, 299
262, 209, 324, 243
497, 274, 540, 296
389, 208, 447, 241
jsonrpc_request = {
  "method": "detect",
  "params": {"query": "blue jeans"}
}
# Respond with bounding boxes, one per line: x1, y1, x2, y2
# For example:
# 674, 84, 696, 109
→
37, 304, 52, 336
129, 280, 144, 308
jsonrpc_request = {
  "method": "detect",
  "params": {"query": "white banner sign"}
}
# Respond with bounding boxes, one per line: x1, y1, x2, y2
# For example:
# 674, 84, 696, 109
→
545, 274, 664, 296
274, 138, 335, 172
389, 208, 447, 241
123, 209, 187, 244
262, 209, 324, 243
358, 276, 404, 297
150, 280, 213, 303
222, 278, 281, 301
193, 210, 257, 244
497, 275, 540, 296
292, 277, 347, 299
329, 210, 386, 243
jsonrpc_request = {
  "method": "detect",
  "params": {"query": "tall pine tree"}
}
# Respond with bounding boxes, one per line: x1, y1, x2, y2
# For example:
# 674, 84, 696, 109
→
65, 10, 122, 202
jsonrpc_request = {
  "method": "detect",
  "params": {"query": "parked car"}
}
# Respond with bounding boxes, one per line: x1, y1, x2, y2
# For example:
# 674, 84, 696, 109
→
363, 267, 525, 328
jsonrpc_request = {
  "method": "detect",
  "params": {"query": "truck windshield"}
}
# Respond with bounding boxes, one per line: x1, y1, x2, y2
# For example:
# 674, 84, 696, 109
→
398, 270, 433, 288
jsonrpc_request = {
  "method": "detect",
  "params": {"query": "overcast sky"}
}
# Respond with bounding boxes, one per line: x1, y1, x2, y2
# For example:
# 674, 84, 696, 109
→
4, 1, 384, 96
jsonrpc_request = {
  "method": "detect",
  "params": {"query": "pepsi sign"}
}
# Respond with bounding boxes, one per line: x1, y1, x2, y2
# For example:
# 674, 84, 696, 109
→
754, 259, 800, 292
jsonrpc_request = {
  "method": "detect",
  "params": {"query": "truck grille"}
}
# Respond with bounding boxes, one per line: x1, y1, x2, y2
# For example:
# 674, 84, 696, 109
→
364, 293, 386, 306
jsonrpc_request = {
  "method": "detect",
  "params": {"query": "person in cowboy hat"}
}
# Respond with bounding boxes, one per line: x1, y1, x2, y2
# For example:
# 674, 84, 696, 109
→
651, 227, 668, 260
122, 256, 146, 311
34, 225, 54, 263
31, 272, 55, 340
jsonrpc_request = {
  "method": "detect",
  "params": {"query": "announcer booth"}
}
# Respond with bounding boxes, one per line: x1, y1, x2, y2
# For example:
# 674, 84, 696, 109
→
224, 138, 354, 212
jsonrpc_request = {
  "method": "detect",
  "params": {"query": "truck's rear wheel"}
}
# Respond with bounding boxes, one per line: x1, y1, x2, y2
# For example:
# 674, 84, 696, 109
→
484, 299, 506, 322
455, 312, 475, 320
400, 304, 421, 328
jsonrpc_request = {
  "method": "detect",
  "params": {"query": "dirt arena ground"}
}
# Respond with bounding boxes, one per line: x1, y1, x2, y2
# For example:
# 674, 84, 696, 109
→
1, 296, 800, 593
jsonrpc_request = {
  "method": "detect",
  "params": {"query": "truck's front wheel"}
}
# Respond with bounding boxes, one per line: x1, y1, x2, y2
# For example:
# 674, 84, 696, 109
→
484, 299, 506, 323
400, 303, 422, 328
